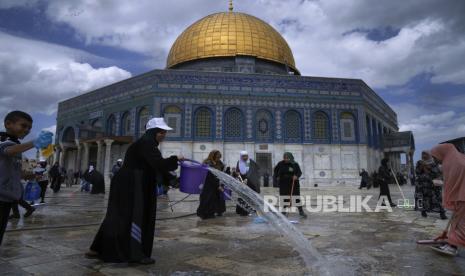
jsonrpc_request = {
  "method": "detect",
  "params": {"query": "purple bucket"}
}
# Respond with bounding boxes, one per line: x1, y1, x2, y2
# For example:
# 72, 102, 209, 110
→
179, 159, 208, 194
221, 188, 232, 201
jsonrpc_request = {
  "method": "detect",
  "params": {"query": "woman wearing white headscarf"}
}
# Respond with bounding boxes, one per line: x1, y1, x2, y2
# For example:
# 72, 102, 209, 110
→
235, 151, 260, 216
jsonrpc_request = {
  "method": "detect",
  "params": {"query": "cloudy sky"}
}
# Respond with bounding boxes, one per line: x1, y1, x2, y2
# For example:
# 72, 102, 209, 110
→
0, 0, 464, 160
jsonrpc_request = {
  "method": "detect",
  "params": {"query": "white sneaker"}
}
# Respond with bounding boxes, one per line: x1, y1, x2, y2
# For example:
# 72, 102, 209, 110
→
430, 244, 458, 256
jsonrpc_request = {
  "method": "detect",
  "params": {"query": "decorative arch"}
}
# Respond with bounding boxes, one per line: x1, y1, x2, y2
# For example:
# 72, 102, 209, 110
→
164, 105, 182, 114
284, 110, 302, 141
255, 109, 273, 141
121, 111, 132, 136
91, 119, 102, 130
137, 106, 150, 136
340, 112, 356, 142
223, 107, 244, 140
312, 111, 330, 141
106, 115, 117, 136
194, 107, 213, 139
62, 126, 76, 143
163, 105, 183, 137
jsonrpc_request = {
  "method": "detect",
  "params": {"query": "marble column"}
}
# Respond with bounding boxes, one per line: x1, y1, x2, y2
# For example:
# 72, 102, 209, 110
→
59, 145, 66, 168
96, 141, 103, 172
82, 142, 90, 171
75, 140, 82, 173
104, 139, 114, 184
53, 146, 61, 165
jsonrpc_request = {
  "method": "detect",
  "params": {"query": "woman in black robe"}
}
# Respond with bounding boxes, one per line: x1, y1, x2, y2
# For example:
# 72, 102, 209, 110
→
83, 165, 105, 194
197, 150, 227, 219
85, 118, 182, 264
274, 152, 307, 218
378, 158, 396, 207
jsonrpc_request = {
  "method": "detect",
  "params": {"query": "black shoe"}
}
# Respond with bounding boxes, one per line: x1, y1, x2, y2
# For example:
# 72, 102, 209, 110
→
135, 258, 155, 265
390, 203, 397, 207
84, 251, 99, 259
24, 207, 35, 218
299, 211, 308, 219
201, 214, 215, 220
440, 213, 448, 220
421, 211, 427, 217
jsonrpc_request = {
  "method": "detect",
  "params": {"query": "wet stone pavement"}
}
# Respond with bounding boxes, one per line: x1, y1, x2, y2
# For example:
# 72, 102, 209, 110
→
1, 184, 464, 276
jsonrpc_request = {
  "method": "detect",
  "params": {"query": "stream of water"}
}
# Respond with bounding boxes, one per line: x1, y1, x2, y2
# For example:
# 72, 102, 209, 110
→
208, 168, 335, 275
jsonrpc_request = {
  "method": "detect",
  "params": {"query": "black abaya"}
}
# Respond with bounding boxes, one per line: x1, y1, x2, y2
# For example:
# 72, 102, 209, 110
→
83, 170, 105, 194
89, 133, 178, 263
378, 164, 395, 205
196, 160, 226, 219
274, 161, 303, 197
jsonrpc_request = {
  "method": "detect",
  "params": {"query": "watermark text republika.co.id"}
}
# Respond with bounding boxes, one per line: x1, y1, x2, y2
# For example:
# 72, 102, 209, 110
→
263, 195, 416, 213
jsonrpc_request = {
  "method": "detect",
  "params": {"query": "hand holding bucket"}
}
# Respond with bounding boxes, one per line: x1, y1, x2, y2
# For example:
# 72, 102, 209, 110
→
179, 159, 209, 194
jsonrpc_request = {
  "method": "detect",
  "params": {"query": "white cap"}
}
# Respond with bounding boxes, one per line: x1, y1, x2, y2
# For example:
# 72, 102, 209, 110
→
146, 117, 173, 131
240, 150, 248, 156
117, 159, 123, 162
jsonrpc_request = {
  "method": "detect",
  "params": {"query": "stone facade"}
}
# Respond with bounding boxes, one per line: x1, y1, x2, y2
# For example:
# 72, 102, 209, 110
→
55, 69, 399, 186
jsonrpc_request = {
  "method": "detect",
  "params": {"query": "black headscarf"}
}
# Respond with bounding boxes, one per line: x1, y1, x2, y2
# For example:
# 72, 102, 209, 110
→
143, 128, 165, 146
381, 158, 389, 167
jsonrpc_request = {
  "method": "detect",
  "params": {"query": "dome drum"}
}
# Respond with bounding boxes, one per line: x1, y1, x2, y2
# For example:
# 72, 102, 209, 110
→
170, 55, 295, 75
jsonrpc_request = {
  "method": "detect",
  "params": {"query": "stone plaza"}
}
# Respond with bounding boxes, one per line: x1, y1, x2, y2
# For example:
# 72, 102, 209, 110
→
1, 184, 464, 275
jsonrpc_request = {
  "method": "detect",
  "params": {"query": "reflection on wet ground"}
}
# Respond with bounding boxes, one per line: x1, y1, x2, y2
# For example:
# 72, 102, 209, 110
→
1, 185, 464, 275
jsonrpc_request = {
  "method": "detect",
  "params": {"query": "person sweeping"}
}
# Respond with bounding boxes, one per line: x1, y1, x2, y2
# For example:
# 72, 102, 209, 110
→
85, 118, 183, 264
274, 152, 307, 218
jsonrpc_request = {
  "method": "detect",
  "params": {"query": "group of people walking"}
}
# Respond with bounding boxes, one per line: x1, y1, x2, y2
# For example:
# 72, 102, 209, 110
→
197, 150, 307, 219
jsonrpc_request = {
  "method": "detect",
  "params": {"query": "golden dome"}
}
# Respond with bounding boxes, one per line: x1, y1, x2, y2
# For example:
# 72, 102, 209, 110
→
166, 12, 298, 73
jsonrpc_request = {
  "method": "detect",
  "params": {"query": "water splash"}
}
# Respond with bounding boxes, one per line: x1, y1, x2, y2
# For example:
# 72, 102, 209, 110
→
208, 168, 333, 275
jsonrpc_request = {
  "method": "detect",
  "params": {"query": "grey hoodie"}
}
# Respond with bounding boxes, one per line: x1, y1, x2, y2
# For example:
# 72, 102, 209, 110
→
0, 139, 23, 202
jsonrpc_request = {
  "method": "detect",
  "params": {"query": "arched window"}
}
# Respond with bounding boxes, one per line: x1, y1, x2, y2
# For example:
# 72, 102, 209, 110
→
340, 112, 356, 142
284, 110, 302, 141
121, 112, 132, 136
106, 115, 116, 136
313, 111, 329, 140
91, 119, 102, 130
194, 107, 213, 139
62, 127, 75, 143
224, 108, 243, 139
255, 109, 273, 141
138, 107, 150, 136
163, 105, 182, 137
